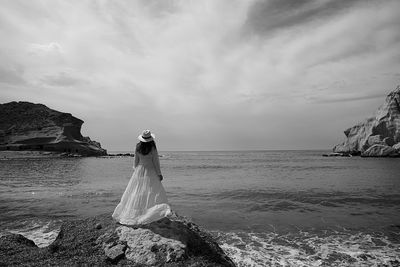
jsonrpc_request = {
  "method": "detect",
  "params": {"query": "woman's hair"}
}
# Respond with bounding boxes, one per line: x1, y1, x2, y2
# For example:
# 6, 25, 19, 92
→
136, 141, 156, 155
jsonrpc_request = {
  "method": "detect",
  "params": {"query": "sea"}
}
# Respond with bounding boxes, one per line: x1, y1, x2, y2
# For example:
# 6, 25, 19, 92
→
0, 150, 399, 266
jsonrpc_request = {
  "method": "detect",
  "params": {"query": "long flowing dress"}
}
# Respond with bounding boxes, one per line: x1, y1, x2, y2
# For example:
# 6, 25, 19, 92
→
112, 147, 171, 225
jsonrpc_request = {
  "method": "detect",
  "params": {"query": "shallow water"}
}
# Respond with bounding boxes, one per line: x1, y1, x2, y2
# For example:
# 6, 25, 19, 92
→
0, 150, 399, 266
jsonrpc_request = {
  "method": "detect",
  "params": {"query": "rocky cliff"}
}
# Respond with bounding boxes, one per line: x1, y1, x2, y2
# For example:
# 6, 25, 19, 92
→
333, 85, 400, 157
0, 101, 107, 156
0, 214, 236, 266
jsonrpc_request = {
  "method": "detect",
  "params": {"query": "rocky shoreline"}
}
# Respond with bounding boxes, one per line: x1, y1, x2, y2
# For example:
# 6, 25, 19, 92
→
0, 213, 235, 266
332, 85, 400, 157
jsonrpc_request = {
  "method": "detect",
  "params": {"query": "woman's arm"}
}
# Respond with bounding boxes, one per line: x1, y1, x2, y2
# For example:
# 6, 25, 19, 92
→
151, 148, 163, 178
133, 150, 139, 169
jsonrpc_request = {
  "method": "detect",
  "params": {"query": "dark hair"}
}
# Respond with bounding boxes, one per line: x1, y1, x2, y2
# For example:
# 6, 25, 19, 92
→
136, 141, 156, 155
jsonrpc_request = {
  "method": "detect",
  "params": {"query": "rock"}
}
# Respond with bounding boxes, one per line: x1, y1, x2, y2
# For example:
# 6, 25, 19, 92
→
95, 223, 102, 230
367, 135, 386, 147
106, 153, 135, 157
333, 85, 400, 156
0, 234, 39, 266
322, 152, 351, 157
116, 226, 186, 265
361, 144, 399, 157
393, 143, 400, 151
104, 243, 126, 263
0, 214, 236, 266
0, 101, 107, 156
383, 137, 395, 146
0, 233, 36, 248
95, 216, 236, 266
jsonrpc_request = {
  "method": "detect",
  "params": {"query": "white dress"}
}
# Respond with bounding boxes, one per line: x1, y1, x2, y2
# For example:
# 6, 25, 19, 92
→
112, 147, 171, 225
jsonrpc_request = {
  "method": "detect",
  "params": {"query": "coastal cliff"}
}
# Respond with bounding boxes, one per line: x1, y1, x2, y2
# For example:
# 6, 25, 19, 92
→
0, 101, 106, 156
333, 85, 400, 157
0, 214, 235, 267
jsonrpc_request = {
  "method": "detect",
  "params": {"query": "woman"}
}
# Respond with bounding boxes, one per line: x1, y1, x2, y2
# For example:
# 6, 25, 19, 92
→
112, 130, 172, 225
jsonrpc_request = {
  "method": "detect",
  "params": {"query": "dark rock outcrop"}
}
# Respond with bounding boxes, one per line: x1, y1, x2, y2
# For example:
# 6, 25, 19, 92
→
361, 144, 398, 157
0, 214, 235, 266
0, 101, 106, 156
333, 85, 400, 157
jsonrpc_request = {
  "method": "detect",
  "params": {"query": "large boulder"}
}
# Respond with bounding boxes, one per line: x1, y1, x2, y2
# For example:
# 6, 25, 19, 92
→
333, 85, 400, 156
0, 214, 236, 266
100, 226, 186, 265
361, 144, 399, 157
0, 101, 106, 156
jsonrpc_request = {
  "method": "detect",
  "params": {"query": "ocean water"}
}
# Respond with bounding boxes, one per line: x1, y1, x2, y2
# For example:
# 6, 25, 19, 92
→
0, 150, 399, 266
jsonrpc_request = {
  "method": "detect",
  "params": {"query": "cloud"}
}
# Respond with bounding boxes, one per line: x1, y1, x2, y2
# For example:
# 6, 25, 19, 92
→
0, 0, 400, 150
29, 42, 64, 55
0, 66, 26, 85
308, 92, 385, 104
41, 71, 87, 87
245, 0, 364, 35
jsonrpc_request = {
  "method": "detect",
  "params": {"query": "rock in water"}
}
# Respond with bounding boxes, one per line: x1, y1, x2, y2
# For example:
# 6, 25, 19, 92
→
333, 85, 400, 157
0, 101, 106, 156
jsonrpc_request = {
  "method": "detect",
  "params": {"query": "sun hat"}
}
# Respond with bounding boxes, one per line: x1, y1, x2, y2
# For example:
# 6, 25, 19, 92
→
138, 130, 155, 142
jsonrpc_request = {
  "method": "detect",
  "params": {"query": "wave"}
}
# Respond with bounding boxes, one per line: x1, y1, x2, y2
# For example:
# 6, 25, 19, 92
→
171, 164, 241, 170
213, 230, 400, 267
212, 189, 400, 209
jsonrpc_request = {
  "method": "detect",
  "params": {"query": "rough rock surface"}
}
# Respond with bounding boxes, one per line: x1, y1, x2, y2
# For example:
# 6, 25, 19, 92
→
0, 213, 235, 266
361, 144, 397, 157
104, 243, 126, 263
393, 142, 400, 151
333, 85, 400, 157
0, 101, 106, 156
116, 227, 186, 264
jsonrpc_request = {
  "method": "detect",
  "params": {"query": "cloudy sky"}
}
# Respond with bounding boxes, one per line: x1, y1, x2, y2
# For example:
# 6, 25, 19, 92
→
1, 0, 400, 151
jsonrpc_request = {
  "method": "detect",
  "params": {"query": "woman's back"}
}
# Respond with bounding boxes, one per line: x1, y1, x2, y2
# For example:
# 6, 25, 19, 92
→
135, 147, 162, 176
112, 130, 171, 225
137, 150, 155, 168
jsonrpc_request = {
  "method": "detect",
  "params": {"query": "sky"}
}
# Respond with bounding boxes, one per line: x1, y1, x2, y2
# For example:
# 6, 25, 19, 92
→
1, 0, 400, 151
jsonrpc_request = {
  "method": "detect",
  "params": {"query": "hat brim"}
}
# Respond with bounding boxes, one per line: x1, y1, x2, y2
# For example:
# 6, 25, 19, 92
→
138, 133, 155, 142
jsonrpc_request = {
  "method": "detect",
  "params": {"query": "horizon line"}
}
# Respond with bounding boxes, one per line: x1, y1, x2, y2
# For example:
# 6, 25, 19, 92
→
108, 148, 333, 153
